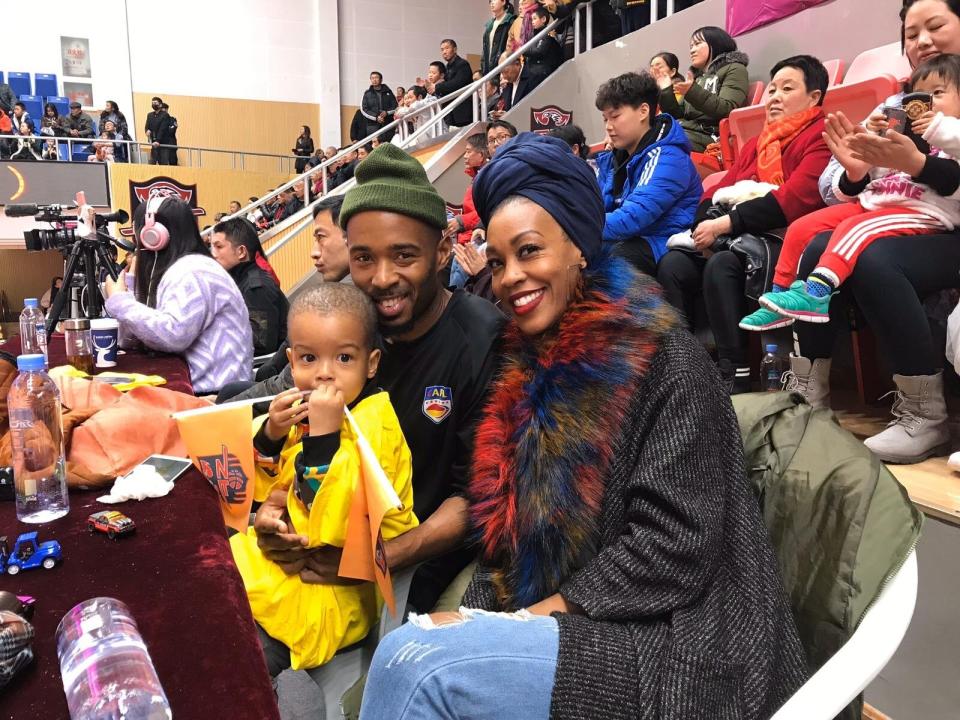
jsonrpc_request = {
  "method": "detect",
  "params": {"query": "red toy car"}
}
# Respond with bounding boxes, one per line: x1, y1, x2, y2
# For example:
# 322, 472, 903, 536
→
87, 511, 136, 540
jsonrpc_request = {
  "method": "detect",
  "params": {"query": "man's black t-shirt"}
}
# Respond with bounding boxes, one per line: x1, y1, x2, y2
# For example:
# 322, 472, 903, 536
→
378, 290, 503, 610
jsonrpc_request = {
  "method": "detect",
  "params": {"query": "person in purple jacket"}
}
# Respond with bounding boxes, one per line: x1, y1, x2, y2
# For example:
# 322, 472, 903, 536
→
103, 197, 253, 394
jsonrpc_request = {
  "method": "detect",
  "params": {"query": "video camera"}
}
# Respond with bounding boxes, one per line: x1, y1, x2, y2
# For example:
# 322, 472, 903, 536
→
4, 202, 131, 253
3, 198, 133, 336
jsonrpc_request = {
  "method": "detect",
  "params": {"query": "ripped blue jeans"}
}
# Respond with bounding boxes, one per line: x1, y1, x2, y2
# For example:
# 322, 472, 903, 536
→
359, 608, 559, 720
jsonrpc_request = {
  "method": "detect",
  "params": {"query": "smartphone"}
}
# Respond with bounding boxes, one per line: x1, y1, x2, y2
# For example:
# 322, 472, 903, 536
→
902, 92, 933, 124
137, 454, 194, 484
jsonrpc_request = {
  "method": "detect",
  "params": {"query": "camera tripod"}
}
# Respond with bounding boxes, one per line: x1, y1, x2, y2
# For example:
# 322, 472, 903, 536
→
45, 235, 121, 338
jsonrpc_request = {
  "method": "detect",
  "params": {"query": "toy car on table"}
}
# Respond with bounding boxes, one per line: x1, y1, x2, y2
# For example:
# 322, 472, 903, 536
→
87, 511, 136, 540
0, 533, 62, 575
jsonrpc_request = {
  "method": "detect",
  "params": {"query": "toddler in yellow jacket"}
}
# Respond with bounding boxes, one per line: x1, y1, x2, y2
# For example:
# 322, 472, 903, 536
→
230, 284, 417, 671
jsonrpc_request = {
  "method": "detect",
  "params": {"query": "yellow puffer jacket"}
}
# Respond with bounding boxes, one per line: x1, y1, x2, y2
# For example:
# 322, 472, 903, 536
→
230, 390, 418, 670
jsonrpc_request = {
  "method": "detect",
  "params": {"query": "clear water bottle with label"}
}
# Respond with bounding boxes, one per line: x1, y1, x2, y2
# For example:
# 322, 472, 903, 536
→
8, 354, 69, 523
57, 598, 172, 720
760, 344, 784, 393
19, 298, 48, 366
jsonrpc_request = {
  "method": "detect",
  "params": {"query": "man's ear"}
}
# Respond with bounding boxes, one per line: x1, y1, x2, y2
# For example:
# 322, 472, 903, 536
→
436, 230, 453, 271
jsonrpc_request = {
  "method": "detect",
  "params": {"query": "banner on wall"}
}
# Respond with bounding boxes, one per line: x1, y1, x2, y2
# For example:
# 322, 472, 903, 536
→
120, 176, 207, 237
530, 105, 573, 135
726, 0, 830, 36
60, 36, 92, 78
64, 83, 94, 107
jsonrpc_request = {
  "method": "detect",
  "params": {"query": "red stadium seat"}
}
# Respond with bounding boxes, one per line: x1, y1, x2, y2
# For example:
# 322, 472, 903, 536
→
748, 80, 766, 105
823, 59, 845, 86
701, 170, 729, 196
844, 42, 911, 85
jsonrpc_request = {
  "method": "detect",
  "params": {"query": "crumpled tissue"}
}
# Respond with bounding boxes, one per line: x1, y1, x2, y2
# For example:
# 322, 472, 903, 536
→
98, 464, 176, 504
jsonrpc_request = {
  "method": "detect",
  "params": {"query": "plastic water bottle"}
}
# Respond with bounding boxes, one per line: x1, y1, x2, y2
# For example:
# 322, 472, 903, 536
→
19, 298, 48, 366
57, 598, 172, 720
8, 354, 69, 523
760, 344, 783, 392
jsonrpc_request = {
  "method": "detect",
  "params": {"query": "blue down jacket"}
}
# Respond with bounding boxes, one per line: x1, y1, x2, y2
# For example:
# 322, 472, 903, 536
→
596, 114, 703, 262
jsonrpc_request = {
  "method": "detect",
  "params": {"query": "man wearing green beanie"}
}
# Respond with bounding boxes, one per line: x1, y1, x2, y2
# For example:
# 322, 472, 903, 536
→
254, 143, 504, 621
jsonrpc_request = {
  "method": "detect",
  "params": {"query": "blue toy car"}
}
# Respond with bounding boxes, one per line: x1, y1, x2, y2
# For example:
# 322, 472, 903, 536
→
0, 532, 62, 575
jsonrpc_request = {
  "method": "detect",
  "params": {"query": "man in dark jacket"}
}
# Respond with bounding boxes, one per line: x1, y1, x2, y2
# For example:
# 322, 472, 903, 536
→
210, 217, 288, 357
160, 103, 179, 166
496, 53, 534, 114
61, 102, 95, 138
427, 39, 474, 128
144, 97, 173, 165
360, 72, 398, 141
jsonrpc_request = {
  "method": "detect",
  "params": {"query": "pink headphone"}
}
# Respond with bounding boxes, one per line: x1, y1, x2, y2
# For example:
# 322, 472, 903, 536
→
139, 196, 170, 251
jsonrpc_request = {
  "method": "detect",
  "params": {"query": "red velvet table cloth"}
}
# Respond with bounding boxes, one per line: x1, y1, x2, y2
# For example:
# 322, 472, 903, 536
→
0, 337, 279, 720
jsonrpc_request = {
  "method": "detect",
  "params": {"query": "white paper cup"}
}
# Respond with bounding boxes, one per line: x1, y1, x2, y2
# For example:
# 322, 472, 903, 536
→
90, 318, 120, 368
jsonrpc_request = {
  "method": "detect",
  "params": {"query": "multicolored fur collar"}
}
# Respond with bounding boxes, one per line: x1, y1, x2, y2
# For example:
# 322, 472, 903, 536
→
469, 251, 681, 609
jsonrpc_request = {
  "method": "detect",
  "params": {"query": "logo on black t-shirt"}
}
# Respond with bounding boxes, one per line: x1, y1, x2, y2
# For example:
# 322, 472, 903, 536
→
422, 386, 452, 424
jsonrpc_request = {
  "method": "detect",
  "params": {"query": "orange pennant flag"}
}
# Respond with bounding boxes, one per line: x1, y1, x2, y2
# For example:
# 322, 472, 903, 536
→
338, 407, 404, 616
173, 402, 256, 534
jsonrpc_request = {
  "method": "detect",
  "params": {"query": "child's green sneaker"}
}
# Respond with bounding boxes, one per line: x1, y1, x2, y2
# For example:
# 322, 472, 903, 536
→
759, 281, 832, 323
739, 307, 794, 331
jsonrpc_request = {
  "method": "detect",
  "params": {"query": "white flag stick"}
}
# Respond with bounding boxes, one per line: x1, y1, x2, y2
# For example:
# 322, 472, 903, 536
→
343, 406, 404, 510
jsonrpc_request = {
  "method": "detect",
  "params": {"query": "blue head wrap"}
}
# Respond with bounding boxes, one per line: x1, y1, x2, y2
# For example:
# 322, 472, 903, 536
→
472, 132, 605, 265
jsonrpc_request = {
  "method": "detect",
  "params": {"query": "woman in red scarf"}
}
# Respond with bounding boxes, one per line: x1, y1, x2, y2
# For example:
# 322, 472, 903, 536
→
657, 55, 832, 393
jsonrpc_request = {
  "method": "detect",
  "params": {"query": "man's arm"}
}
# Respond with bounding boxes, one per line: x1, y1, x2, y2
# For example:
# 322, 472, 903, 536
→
384, 494, 469, 571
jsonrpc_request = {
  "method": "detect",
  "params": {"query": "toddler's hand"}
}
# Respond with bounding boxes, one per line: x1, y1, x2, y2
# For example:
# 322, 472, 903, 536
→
911, 109, 936, 138
865, 112, 889, 135
308, 385, 345, 436
265, 387, 310, 441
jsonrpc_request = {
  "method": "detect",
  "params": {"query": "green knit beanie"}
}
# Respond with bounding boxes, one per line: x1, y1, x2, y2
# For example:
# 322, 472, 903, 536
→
339, 144, 447, 231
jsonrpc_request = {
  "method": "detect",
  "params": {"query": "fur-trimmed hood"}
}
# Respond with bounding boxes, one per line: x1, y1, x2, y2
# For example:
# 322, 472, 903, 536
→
707, 50, 750, 74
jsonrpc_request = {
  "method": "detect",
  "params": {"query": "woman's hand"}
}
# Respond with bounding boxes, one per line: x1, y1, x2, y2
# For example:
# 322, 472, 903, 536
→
526, 593, 582, 616
909, 109, 936, 138
103, 270, 129, 299
691, 215, 732, 252
654, 70, 673, 90
265, 387, 310, 441
452, 242, 487, 277
823, 112, 872, 183
846, 129, 926, 177
445, 217, 461, 238
308, 384, 344, 436
673, 72, 695, 98
471, 228, 486, 245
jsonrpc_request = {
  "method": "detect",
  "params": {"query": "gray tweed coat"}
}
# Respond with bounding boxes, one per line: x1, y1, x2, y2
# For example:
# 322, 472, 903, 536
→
463, 330, 808, 720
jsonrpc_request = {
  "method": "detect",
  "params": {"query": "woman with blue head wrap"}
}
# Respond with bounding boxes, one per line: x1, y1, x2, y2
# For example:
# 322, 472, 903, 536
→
360, 130, 807, 720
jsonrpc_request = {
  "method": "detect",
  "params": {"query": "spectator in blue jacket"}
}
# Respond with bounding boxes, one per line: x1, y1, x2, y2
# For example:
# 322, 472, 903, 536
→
594, 72, 702, 276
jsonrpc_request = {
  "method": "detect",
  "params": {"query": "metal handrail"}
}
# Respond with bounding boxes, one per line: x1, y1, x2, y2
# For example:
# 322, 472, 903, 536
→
0, 133, 303, 171
399, 5, 586, 148
204, 3, 599, 238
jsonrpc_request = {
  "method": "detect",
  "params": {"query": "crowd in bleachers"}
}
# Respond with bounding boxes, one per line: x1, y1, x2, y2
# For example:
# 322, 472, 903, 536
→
0, 73, 177, 163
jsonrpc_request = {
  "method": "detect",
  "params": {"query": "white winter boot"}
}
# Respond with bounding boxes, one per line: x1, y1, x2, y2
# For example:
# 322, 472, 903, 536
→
782, 355, 831, 410
864, 372, 951, 464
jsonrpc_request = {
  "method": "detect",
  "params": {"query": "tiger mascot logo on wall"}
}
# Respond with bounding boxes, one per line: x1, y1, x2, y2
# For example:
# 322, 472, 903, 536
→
120, 177, 207, 237
530, 105, 573, 135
